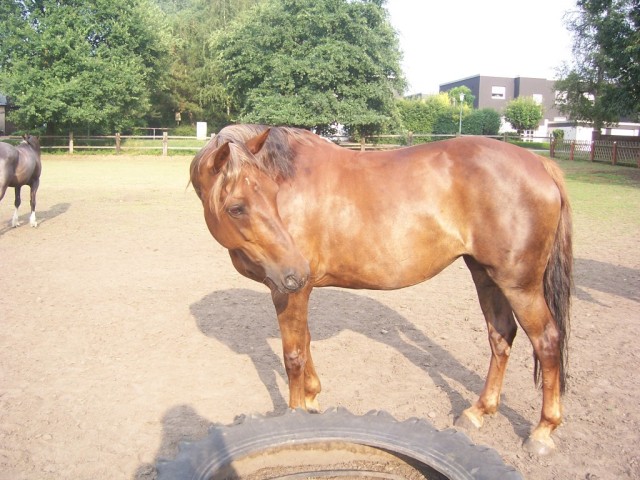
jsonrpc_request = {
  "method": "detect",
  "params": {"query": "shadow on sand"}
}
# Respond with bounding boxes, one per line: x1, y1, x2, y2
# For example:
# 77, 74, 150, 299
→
138, 287, 539, 478
190, 288, 532, 433
574, 257, 639, 304
0, 202, 70, 236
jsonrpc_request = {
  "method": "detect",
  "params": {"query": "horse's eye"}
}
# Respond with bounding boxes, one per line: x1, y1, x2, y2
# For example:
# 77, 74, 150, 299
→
227, 204, 245, 218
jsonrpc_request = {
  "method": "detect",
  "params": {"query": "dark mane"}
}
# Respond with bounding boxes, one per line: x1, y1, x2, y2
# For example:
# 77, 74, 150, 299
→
189, 124, 312, 213
199, 124, 309, 180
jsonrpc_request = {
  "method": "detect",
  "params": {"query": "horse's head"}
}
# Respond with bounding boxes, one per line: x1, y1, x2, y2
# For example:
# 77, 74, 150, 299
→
190, 129, 309, 294
22, 134, 41, 152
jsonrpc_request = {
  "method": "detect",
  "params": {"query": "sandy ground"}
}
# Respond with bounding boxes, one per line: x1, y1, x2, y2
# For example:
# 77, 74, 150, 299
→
1, 155, 639, 480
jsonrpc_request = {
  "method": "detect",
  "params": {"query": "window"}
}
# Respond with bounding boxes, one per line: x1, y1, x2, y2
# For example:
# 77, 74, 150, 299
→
491, 86, 506, 99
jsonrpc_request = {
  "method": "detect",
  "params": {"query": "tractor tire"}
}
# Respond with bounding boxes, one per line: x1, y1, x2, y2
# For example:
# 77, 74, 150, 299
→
157, 407, 522, 480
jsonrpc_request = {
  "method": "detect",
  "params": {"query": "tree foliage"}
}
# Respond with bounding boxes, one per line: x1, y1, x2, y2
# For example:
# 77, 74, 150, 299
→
154, 0, 262, 128
446, 86, 475, 108
504, 97, 544, 133
396, 94, 448, 134
0, 0, 170, 134
463, 108, 501, 135
555, 0, 640, 127
397, 94, 500, 136
0, 0, 406, 134
211, 0, 406, 134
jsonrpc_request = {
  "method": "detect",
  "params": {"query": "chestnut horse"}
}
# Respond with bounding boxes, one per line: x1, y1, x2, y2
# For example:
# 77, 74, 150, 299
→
190, 125, 572, 455
0, 135, 42, 227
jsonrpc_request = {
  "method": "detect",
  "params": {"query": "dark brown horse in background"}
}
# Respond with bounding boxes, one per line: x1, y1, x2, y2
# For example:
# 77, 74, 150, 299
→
0, 135, 42, 227
190, 125, 572, 456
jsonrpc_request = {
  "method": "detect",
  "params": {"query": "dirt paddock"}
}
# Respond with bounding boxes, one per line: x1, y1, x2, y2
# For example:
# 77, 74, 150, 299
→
1, 155, 639, 479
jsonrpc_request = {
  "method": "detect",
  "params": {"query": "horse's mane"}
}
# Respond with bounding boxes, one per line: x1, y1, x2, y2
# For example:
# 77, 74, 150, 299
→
189, 124, 312, 213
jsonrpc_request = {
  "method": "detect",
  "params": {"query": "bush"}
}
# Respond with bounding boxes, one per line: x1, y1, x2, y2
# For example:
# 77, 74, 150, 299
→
552, 129, 565, 141
171, 125, 197, 136
463, 108, 501, 135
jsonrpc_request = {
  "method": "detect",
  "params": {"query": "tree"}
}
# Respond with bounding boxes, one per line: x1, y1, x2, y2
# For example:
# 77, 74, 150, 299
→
503, 97, 543, 133
0, 0, 170, 134
154, 0, 262, 129
463, 108, 501, 135
555, 0, 640, 128
446, 86, 475, 108
397, 94, 445, 134
210, 0, 406, 135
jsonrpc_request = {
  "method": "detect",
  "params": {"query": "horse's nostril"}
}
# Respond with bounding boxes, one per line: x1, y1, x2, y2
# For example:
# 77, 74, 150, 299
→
284, 275, 302, 292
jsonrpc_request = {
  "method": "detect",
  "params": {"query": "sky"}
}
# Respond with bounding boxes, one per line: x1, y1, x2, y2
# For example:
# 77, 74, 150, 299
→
385, 0, 577, 95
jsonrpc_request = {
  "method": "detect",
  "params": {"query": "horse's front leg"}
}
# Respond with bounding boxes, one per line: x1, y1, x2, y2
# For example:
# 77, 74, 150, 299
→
12, 186, 22, 227
271, 285, 321, 412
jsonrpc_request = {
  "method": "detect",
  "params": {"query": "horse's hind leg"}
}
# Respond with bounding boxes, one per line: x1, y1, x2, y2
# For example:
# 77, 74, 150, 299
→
503, 286, 563, 455
29, 178, 39, 227
12, 186, 22, 227
456, 256, 517, 429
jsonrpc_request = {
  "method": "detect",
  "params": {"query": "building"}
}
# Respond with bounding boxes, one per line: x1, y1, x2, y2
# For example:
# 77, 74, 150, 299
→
439, 75, 565, 137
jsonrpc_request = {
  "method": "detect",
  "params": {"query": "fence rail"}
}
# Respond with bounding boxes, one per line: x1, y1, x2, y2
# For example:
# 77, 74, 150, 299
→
1, 131, 549, 156
333, 133, 541, 151
0, 132, 212, 156
551, 139, 640, 167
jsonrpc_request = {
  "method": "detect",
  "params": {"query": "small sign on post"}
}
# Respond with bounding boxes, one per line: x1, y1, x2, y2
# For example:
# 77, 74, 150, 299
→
197, 122, 207, 140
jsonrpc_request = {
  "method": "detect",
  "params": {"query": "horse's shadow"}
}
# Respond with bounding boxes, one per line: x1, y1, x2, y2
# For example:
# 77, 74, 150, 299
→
574, 257, 639, 304
0, 202, 70, 236
190, 288, 532, 438
133, 404, 237, 480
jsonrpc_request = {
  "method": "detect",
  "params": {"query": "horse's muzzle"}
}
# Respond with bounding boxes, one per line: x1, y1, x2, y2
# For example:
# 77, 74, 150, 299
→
283, 274, 305, 293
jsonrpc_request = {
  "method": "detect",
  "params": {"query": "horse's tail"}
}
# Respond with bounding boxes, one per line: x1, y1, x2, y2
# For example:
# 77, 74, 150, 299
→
537, 156, 573, 394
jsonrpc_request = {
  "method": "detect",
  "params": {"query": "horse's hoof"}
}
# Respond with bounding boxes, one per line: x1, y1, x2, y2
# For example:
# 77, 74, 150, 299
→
523, 436, 555, 456
454, 412, 482, 430
30, 222, 38, 228
305, 398, 320, 413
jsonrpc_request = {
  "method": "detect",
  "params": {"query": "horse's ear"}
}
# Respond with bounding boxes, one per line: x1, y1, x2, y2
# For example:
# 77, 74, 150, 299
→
245, 128, 271, 155
204, 141, 231, 174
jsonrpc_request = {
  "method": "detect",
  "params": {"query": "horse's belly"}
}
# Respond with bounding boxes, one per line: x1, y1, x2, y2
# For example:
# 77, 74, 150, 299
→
312, 238, 461, 290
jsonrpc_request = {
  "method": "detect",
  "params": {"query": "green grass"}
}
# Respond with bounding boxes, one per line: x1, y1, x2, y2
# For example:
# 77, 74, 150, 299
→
553, 158, 640, 227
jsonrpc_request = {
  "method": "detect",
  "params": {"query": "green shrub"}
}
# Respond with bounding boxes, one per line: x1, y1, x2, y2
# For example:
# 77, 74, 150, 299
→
171, 125, 197, 136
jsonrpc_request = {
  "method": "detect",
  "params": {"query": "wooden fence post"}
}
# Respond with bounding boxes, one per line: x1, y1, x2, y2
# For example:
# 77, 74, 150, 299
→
590, 141, 595, 162
360, 136, 365, 152
612, 141, 617, 166
407, 131, 413, 146
550, 139, 555, 157
162, 131, 168, 157
570, 141, 575, 161
69, 131, 74, 154
115, 133, 121, 154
